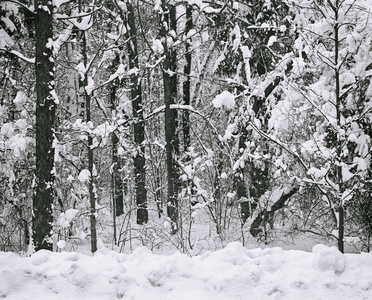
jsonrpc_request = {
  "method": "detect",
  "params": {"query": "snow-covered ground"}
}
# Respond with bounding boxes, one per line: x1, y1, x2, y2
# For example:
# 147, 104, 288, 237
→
1, 242, 371, 300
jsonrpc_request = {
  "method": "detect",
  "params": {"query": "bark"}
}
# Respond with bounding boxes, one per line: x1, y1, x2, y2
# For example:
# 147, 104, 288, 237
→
112, 133, 124, 216
124, 1, 148, 224
32, 0, 56, 251
182, 5, 192, 154
161, 1, 179, 233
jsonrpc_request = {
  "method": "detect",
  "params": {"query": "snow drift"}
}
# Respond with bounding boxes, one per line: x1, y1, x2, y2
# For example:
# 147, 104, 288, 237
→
1, 243, 371, 299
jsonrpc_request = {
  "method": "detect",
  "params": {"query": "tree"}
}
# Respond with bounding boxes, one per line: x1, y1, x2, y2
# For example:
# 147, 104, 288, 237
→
122, 0, 148, 224
160, 0, 179, 233
268, 0, 372, 252
33, 0, 57, 251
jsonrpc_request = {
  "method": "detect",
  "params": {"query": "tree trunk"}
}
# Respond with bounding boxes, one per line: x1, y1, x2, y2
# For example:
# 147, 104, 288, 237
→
112, 133, 124, 216
124, 1, 148, 224
32, 0, 56, 251
161, 1, 179, 233
182, 5, 192, 154
109, 50, 125, 218
235, 126, 251, 225
333, 0, 344, 253
80, 26, 97, 254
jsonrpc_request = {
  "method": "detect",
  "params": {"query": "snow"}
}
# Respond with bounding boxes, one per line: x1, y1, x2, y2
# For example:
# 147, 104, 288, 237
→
151, 39, 164, 54
75, 62, 86, 79
53, 0, 70, 9
1, 15, 16, 32
109, 64, 126, 81
78, 169, 91, 183
85, 76, 95, 95
212, 91, 235, 109
56, 240, 66, 249
267, 35, 277, 46
0, 28, 14, 48
58, 209, 80, 228
307, 167, 327, 179
1, 242, 371, 299
13, 91, 27, 105
9, 50, 35, 64
50, 89, 59, 105
69, 13, 93, 31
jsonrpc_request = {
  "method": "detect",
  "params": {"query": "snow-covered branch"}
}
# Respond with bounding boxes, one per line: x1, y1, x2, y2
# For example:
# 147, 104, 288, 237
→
0, 49, 35, 64
1, 0, 34, 14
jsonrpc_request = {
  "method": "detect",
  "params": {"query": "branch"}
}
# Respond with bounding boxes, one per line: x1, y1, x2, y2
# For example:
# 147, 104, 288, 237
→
1, 0, 34, 15
250, 186, 299, 237
247, 120, 309, 171
55, 6, 102, 20
0, 49, 35, 64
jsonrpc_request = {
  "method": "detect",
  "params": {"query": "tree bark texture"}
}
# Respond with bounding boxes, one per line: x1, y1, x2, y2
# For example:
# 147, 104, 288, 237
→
161, 1, 179, 233
124, 1, 148, 224
182, 5, 192, 154
32, 0, 56, 251
112, 133, 124, 216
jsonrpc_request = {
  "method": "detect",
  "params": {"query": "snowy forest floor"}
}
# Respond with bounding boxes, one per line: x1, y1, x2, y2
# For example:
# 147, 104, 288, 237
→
1, 242, 371, 300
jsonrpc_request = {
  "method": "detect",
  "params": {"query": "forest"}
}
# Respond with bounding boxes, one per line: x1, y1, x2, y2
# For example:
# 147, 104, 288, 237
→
0, 0, 372, 257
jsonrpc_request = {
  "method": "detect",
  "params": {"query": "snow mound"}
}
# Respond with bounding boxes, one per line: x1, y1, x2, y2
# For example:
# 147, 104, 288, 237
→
1, 243, 371, 299
312, 244, 346, 274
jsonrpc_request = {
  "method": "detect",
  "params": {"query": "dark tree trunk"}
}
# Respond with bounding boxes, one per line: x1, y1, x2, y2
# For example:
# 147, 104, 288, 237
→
112, 133, 124, 216
32, 0, 56, 251
161, 1, 179, 233
124, 1, 148, 224
182, 5, 192, 153
182, 5, 198, 204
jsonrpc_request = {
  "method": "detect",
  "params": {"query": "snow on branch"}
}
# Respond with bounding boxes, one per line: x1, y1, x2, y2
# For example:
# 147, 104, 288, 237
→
0, 49, 35, 64
248, 120, 309, 171
52, 24, 73, 56
250, 185, 299, 237
53, 0, 71, 10
145, 104, 233, 163
1, 0, 34, 15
